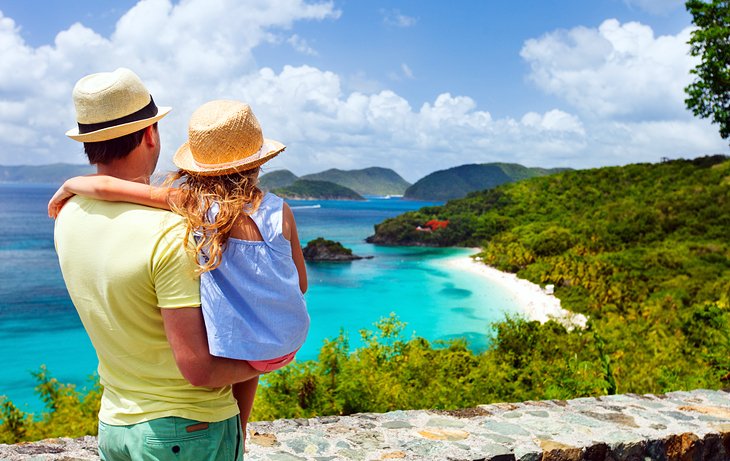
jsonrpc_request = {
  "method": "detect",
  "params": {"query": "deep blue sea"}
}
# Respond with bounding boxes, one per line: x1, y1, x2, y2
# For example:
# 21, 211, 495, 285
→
0, 184, 519, 414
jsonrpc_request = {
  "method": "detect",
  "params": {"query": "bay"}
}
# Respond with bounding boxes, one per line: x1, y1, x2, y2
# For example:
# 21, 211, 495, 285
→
0, 184, 518, 414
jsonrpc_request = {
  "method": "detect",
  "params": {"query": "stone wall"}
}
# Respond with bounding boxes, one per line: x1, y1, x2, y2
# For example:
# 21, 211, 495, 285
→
1, 389, 729, 460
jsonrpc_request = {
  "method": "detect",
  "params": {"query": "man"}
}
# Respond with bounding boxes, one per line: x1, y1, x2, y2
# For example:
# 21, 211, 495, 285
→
54, 68, 260, 460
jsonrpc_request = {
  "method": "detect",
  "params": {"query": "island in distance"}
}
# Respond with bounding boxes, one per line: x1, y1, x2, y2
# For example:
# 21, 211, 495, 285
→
298, 166, 411, 196
3, 162, 568, 201
0, 163, 94, 184
260, 166, 410, 200
260, 163, 568, 201
302, 237, 372, 262
402, 163, 570, 201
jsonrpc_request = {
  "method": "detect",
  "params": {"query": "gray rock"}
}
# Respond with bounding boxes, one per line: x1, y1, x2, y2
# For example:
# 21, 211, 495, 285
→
2, 390, 730, 461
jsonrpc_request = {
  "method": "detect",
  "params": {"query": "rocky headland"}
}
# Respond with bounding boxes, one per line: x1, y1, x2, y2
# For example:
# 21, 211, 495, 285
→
302, 238, 372, 262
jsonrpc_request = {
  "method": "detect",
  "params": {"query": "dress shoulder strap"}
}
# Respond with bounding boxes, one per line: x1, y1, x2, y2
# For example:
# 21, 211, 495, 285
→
249, 193, 286, 247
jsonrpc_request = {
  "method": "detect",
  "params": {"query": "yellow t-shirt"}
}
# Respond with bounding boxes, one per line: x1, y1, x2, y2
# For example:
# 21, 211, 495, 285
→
54, 197, 239, 425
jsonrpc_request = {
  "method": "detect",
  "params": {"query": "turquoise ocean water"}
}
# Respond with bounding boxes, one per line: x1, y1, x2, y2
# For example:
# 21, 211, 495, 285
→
0, 184, 520, 414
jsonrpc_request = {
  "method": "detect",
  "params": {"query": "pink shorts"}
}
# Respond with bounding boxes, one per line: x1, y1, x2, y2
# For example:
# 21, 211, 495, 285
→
248, 349, 298, 373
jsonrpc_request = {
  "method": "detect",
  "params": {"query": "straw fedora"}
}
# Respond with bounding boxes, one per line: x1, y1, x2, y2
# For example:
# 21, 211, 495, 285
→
66, 68, 171, 142
173, 100, 285, 176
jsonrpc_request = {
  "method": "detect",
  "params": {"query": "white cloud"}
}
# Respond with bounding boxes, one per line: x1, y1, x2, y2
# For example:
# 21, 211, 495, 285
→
288, 34, 318, 55
521, 110, 585, 134
0, 5, 725, 182
388, 63, 415, 82
343, 71, 383, 95
521, 19, 697, 120
381, 9, 417, 28
401, 63, 414, 79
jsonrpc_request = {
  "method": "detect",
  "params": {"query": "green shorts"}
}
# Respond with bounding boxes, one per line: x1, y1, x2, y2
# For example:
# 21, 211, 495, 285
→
98, 414, 242, 461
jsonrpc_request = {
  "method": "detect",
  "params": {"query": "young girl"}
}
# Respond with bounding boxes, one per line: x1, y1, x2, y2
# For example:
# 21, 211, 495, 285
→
49, 99, 309, 442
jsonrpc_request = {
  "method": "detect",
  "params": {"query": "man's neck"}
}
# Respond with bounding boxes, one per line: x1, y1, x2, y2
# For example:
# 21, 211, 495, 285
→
96, 161, 151, 184
93, 132, 157, 184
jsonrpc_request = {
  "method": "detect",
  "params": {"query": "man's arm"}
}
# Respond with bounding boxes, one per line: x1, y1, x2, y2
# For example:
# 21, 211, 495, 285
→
162, 307, 261, 387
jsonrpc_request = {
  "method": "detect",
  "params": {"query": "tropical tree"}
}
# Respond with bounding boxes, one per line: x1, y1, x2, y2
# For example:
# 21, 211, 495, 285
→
685, 0, 730, 141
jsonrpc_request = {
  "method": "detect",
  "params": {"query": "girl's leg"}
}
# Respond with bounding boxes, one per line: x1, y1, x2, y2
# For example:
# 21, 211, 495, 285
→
233, 376, 259, 451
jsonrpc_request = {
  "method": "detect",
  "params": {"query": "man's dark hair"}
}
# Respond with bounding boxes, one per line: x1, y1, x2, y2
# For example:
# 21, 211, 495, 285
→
83, 123, 157, 164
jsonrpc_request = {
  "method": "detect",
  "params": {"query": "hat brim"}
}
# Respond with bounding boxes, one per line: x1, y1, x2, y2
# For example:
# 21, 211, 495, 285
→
173, 139, 286, 176
65, 107, 172, 142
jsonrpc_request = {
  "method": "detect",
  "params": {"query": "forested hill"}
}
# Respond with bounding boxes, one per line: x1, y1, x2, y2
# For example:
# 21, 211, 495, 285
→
360, 155, 730, 400
259, 169, 298, 191
272, 179, 364, 200
403, 162, 567, 201
300, 167, 411, 196
369, 156, 729, 250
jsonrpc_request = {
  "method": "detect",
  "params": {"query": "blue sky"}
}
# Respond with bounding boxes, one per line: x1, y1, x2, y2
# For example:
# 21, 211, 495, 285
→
0, 0, 725, 181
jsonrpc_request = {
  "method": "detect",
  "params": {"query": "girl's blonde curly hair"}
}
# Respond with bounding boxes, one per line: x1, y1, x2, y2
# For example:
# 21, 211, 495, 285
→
167, 167, 263, 273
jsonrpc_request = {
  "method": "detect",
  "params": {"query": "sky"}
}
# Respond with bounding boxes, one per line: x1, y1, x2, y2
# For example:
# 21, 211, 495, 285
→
0, 0, 726, 182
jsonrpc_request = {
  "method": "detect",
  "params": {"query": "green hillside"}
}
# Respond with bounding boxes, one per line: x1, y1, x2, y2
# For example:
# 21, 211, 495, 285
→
363, 155, 730, 387
403, 162, 567, 201
272, 179, 364, 200
0, 163, 94, 184
300, 167, 410, 196
259, 169, 298, 191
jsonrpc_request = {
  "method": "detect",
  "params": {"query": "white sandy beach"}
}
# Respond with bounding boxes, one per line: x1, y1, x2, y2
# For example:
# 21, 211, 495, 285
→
445, 251, 588, 329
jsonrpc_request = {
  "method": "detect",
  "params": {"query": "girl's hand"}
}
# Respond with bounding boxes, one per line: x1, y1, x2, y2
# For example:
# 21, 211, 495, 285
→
48, 186, 75, 219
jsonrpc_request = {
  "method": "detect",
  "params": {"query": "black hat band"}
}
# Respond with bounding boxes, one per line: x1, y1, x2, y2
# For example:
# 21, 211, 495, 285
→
77, 96, 159, 134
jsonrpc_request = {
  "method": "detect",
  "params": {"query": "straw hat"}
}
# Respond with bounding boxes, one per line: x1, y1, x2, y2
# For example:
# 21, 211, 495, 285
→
173, 100, 285, 176
66, 68, 171, 142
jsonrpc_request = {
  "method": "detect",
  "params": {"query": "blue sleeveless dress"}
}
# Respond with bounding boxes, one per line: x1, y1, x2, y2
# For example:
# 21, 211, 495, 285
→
200, 193, 309, 361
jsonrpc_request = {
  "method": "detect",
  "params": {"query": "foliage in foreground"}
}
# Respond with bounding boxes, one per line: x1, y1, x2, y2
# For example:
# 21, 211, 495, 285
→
0, 366, 100, 444
252, 300, 730, 420
251, 314, 614, 421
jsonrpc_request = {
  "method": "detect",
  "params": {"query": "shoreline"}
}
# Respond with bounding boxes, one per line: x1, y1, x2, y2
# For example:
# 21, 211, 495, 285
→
445, 250, 588, 329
